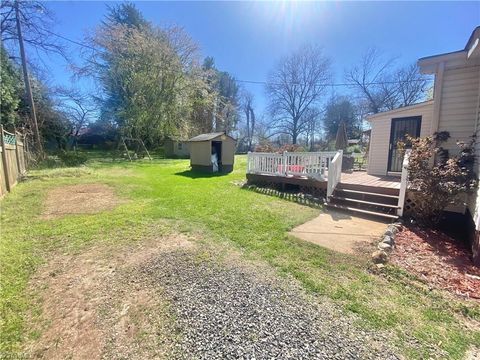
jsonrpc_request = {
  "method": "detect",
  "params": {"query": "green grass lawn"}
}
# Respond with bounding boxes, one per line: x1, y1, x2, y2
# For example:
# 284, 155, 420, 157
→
1, 155, 479, 359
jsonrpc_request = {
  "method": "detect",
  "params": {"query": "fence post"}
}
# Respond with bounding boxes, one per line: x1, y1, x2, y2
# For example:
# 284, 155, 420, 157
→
283, 151, 288, 176
0, 125, 11, 192
14, 128, 22, 178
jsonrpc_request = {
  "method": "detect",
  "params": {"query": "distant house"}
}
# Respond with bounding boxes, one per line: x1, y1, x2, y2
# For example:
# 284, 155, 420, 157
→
164, 138, 190, 158
367, 26, 480, 262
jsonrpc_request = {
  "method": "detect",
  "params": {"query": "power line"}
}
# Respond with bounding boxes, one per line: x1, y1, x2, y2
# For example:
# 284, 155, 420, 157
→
44, 28, 430, 88
43, 28, 98, 52
234, 78, 428, 87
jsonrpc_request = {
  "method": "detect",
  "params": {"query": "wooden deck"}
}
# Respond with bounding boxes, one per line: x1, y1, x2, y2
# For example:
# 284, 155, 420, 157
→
340, 171, 400, 189
246, 171, 400, 191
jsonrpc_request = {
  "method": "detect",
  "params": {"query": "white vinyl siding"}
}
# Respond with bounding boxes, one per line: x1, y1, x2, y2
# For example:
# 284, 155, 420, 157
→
367, 102, 434, 176
438, 66, 480, 155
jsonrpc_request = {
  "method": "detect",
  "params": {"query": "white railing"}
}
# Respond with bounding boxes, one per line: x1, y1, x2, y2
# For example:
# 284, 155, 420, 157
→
397, 149, 411, 217
247, 152, 285, 176
327, 150, 343, 198
247, 151, 339, 180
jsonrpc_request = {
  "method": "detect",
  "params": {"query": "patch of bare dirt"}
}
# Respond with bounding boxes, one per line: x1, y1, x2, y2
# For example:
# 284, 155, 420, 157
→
392, 226, 480, 300
26, 234, 194, 359
41, 183, 119, 219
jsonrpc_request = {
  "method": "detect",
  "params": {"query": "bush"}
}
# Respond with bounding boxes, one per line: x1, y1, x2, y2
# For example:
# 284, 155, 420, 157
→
58, 151, 88, 167
255, 142, 276, 153
254, 142, 305, 153
34, 157, 63, 169
399, 133, 476, 226
346, 145, 362, 154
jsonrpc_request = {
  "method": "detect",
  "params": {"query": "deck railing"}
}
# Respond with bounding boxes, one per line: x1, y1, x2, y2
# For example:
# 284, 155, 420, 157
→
247, 151, 339, 180
326, 150, 343, 198
397, 149, 411, 216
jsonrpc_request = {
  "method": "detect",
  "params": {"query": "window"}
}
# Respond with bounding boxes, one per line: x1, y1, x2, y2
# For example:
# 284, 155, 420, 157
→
177, 142, 183, 150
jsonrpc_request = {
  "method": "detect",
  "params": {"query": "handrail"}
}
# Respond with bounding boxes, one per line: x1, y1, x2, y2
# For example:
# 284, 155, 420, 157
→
247, 151, 338, 180
327, 150, 343, 198
397, 149, 410, 217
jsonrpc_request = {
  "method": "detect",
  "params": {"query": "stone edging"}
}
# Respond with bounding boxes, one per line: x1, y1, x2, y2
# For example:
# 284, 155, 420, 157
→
371, 221, 403, 265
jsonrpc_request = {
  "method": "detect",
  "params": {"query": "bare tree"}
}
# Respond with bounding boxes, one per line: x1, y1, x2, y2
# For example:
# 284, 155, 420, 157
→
266, 45, 332, 144
241, 90, 256, 151
394, 63, 429, 107
345, 48, 397, 114
302, 108, 322, 151
1, 1, 66, 58
346, 48, 429, 114
56, 88, 97, 148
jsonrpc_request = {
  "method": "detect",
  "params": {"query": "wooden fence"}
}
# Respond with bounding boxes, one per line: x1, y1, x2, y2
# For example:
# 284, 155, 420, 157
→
0, 125, 27, 197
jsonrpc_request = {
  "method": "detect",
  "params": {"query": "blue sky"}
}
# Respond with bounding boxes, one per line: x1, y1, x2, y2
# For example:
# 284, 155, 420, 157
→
44, 1, 479, 113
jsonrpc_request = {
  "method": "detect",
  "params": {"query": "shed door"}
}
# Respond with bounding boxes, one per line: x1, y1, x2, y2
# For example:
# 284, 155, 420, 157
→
388, 116, 421, 172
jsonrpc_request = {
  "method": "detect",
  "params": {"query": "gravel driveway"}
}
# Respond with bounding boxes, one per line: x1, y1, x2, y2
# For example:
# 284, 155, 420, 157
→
141, 249, 400, 359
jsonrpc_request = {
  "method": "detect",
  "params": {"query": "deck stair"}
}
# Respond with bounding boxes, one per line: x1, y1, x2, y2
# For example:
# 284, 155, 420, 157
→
327, 182, 400, 221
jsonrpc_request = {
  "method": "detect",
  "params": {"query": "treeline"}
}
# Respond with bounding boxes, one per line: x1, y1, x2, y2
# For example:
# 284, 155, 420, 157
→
0, 2, 239, 153
0, 2, 430, 156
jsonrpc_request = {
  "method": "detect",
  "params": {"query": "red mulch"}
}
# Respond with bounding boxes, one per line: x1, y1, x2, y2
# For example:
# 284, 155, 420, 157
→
391, 226, 480, 300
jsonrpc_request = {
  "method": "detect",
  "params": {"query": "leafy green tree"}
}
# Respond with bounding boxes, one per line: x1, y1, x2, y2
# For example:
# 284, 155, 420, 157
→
196, 57, 239, 133
0, 46, 69, 149
84, 3, 212, 146
0, 47, 21, 126
104, 2, 150, 30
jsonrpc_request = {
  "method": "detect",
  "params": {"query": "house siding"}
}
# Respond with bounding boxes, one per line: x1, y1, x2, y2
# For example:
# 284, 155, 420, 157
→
466, 66, 480, 226
437, 65, 480, 155
367, 103, 434, 176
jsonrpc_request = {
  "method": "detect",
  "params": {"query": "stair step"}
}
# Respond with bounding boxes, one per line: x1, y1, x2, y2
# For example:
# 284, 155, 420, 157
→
337, 183, 400, 196
331, 196, 400, 209
335, 188, 399, 199
326, 203, 399, 220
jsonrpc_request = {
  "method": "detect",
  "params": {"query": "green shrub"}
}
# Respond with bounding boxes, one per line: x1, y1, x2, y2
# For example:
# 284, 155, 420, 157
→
58, 151, 88, 167
346, 145, 362, 154
35, 157, 63, 169
399, 134, 476, 226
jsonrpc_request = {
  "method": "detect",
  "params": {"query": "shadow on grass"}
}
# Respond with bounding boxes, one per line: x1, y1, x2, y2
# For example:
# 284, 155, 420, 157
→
242, 184, 324, 210
175, 170, 230, 179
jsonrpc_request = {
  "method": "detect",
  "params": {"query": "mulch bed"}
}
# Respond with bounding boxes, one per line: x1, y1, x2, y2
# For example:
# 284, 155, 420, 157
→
392, 226, 480, 300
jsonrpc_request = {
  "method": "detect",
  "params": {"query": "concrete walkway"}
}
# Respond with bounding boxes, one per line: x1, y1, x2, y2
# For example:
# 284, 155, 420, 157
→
289, 210, 387, 254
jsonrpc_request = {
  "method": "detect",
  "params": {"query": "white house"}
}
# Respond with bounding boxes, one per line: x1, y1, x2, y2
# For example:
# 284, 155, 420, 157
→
366, 26, 480, 263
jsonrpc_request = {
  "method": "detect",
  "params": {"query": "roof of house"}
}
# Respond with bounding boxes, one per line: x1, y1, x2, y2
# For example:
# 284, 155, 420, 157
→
366, 100, 434, 121
187, 132, 235, 142
348, 139, 360, 144
418, 26, 480, 72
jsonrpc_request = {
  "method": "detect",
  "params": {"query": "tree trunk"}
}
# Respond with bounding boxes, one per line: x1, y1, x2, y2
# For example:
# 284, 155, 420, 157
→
292, 133, 298, 145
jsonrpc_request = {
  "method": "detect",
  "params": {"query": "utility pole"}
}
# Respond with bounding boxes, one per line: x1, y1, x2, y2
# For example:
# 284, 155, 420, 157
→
14, 0, 43, 156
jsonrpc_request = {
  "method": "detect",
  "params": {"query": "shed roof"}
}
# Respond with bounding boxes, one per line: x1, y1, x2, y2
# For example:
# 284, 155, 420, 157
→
187, 132, 235, 142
